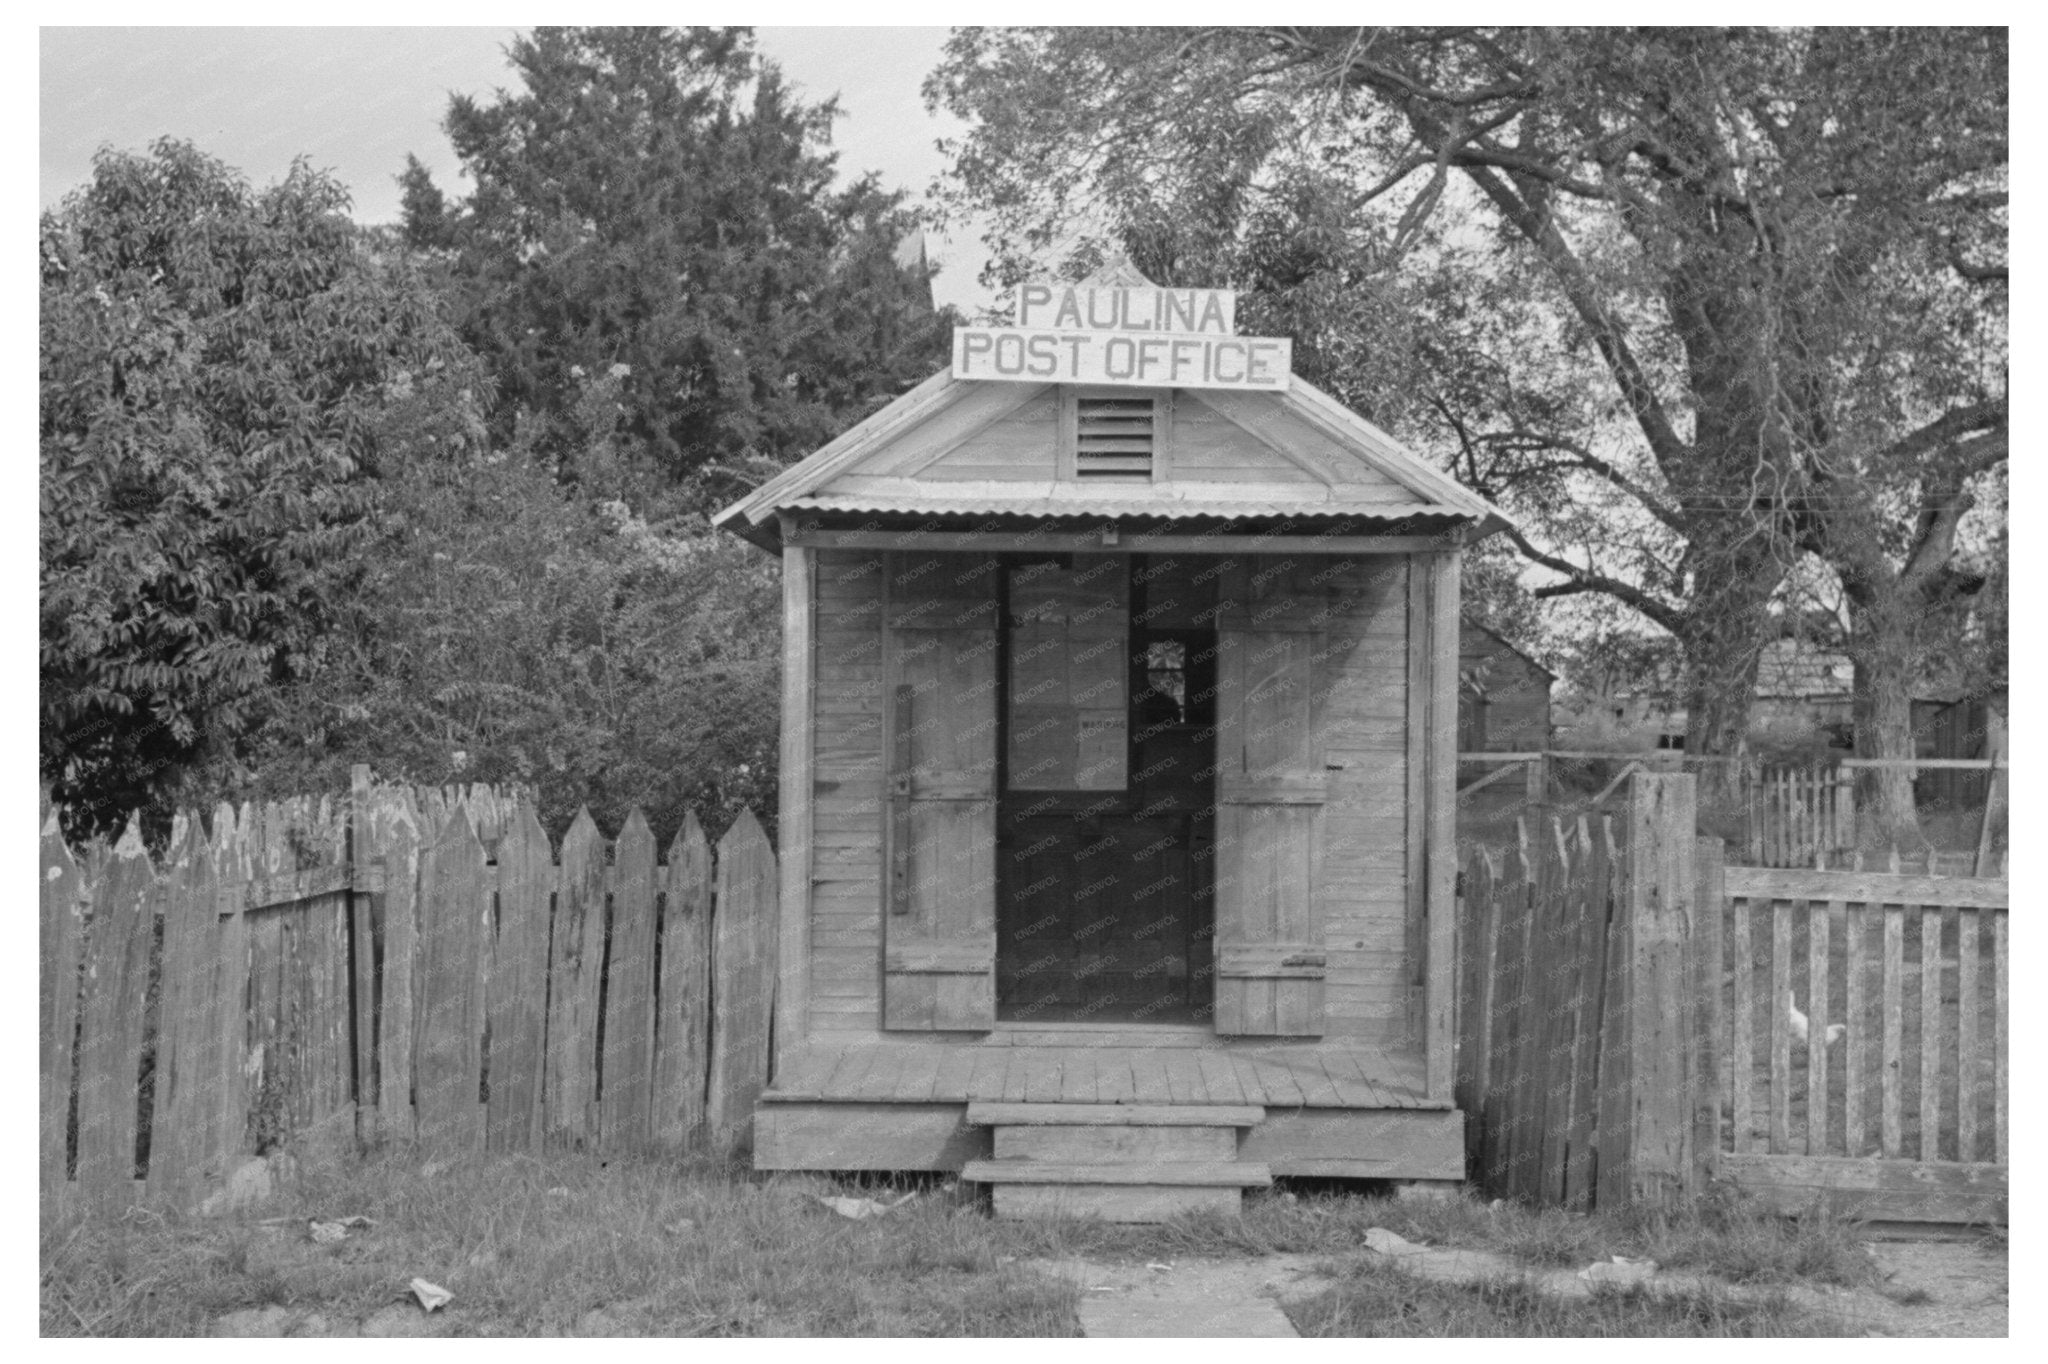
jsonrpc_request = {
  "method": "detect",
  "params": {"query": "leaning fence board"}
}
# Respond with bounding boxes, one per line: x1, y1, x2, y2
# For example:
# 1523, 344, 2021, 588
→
372, 790, 422, 1143
146, 818, 213, 1206
706, 812, 779, 1155
546, 810, 607, 1148
653, 815, 713, 1149
75, 820, 156, 1213
487, 803, 553, 1153
601, 809, 660, 1151
415, 809, 488, 1148
40, 809, 86, 1212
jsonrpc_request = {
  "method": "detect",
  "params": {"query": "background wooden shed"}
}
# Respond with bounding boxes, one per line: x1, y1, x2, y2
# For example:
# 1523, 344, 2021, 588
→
715, 279, 1508, 1218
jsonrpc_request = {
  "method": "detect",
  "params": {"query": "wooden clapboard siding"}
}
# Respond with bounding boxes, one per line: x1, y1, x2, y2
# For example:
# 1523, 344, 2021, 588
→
1164, 396, 1323, 483
808, 550, 888, 1034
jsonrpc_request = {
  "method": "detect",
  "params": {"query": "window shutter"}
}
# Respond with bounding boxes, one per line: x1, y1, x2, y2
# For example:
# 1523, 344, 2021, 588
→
1212, 564, 1329, 1037
882, 552, 999, 1031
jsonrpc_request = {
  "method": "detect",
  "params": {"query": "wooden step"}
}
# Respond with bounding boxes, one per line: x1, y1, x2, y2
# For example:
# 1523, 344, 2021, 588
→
992, 1184, 1241, 1222
995, 1124, 1234, 1162
960, 1159, 1272, 1187
967, 1102, 1263, 1127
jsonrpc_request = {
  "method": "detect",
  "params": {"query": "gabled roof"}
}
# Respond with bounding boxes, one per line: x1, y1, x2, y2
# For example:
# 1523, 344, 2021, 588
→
714, 270, 1511, 551
1460, 619, 1557, 681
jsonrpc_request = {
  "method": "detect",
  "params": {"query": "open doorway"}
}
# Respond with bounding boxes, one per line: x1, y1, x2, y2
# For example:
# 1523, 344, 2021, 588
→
995, 554, 1216, 1025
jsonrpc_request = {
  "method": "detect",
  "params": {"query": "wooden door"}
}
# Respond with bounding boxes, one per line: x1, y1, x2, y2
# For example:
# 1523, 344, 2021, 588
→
883, 551, 999, 1030
1213, 566, 1329, 1036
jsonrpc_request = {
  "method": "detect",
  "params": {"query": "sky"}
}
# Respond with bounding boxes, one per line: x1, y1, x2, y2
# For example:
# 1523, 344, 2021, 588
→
38, 25, 996, 314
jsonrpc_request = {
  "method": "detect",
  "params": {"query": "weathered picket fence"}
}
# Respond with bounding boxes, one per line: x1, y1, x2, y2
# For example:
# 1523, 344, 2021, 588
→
1746, 764, 1856, 869
40, 770, 778, 1221
1456, 772, 2009, 1224
1454, 774, 1713, 1210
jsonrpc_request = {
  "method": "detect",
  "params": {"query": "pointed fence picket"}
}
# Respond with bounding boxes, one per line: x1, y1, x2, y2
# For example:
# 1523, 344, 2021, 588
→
39, 773, 780, 1222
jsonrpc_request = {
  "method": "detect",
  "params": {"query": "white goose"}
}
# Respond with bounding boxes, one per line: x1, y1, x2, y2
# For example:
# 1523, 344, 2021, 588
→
1787, 991, 1846, 1047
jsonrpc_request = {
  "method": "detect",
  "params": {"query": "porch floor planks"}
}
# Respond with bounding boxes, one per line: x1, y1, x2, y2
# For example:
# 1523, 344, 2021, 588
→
1227, 1053, 1271, 1107
854, 1046, 908, 1102
1021, 1051, 1064, 1104
931, 1047, 980, 1105
967, 1049, 1012, 1102
765, 1043, 1443, 1109
768, 1049, 837, 1099
1095, 1049, 1136, 1104
1195, 1048, 1246, 1107
1248, 1053, 1309, 1109
1164, 1050, 1209, 1105
1132, 1055, 1174, 1104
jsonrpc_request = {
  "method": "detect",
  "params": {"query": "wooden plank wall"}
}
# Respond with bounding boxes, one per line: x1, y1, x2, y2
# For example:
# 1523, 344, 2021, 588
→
40, 784, 774, 1222
809, 548, 890, 1037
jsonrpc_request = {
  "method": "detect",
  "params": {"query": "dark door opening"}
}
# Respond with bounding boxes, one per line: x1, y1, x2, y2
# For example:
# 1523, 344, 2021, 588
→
996, 554, 1216, 1024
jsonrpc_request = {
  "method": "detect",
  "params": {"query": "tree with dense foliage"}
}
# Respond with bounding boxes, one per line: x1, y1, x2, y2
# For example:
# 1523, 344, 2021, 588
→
40, 139, 488, 832
407, 25, 952, 507
227, 367, 783, 837
929, 27, 2007, 832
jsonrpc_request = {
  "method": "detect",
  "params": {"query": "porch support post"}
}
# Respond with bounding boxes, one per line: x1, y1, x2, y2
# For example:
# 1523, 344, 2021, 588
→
1425, 551, 1461, 1103
775, 545, 815, 1078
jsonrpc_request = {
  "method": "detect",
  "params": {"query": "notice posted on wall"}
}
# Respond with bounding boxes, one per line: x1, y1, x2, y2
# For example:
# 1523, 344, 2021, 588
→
952, 326, 1292, 391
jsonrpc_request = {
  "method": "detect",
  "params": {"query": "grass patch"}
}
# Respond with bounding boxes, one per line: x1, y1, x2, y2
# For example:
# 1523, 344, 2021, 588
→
40, 1151, 1884, 1336
1285, 1259, 1828, 1337
42, 1146, 1079, 1337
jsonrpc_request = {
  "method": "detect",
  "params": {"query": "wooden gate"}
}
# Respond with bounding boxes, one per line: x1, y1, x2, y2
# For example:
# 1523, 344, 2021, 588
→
1715, 864, 2007, 1223
1457, 773, 2008, 1224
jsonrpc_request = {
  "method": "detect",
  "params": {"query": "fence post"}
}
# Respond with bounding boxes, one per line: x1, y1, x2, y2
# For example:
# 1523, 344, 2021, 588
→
1692, 836, 1726, 1193
706, 812, 779, 1156
1615, 770, 1699, 1209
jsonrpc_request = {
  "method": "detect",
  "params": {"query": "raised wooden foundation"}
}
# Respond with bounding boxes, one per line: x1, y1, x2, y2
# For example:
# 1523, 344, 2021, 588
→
754, 1102, 983, 1171
1238, 1107, 1465, 1180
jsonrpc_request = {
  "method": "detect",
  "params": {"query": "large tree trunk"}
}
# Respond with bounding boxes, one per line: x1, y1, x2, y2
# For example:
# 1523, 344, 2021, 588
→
1846, 595, 1926, 850
1677, 543, 1781, 842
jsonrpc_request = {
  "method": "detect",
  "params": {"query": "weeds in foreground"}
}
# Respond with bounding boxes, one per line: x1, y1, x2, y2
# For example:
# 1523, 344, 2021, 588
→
42, 1151, 1889, 1337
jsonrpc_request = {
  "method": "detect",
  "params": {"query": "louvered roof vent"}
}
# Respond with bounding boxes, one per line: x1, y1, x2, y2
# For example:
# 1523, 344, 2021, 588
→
1074, 397, 1155, 480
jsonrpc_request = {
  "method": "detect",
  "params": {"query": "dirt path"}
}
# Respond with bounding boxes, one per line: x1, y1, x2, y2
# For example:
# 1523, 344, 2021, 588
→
1033, 1236, 2007, 1339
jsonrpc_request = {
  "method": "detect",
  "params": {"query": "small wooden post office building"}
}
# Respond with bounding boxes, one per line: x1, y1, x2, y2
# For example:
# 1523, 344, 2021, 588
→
715, 272, 1508, 1218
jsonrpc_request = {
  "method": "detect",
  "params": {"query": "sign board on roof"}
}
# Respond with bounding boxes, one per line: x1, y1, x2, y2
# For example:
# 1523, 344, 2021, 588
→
952, 282, 1292, 391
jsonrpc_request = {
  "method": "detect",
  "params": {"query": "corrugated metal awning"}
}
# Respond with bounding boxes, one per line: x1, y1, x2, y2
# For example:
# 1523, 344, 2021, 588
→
784, 494, 1452, 522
